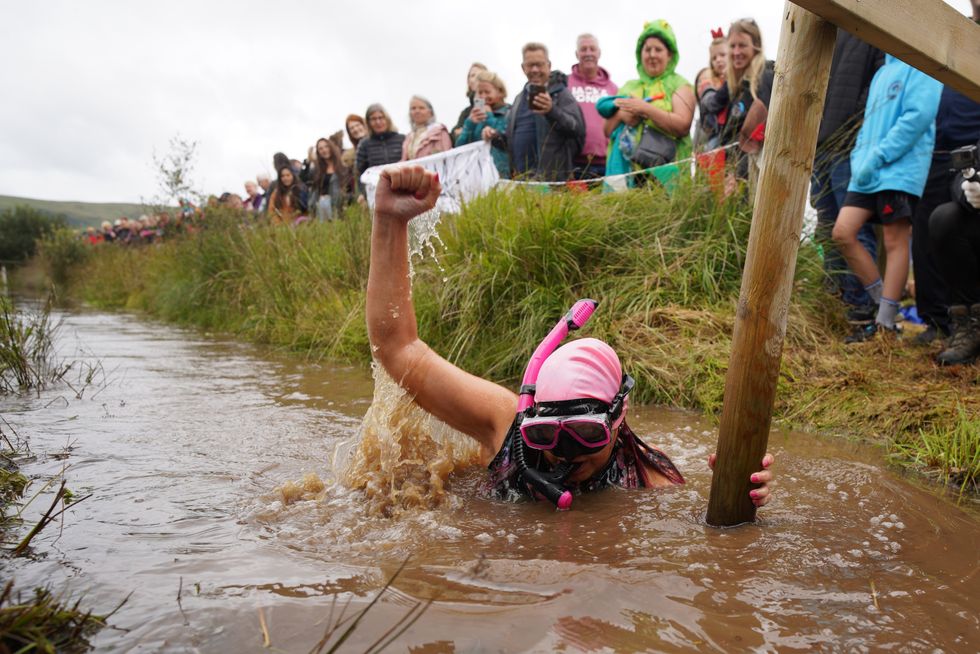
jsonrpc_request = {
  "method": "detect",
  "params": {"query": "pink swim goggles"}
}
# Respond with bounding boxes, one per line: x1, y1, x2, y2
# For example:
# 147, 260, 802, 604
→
520, 375, 634, 452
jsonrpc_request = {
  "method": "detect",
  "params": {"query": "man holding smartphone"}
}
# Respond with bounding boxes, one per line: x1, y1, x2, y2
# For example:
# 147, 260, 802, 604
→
490, 42, 584, 181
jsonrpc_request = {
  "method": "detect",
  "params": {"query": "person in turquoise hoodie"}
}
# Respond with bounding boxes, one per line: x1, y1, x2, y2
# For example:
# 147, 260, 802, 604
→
596, 19, 694, 186
456, 70, 511, 178
832, 55, 942, 342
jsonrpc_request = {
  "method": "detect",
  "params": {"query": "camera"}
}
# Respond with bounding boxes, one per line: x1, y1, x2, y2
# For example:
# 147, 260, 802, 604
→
950, 144, 979, 181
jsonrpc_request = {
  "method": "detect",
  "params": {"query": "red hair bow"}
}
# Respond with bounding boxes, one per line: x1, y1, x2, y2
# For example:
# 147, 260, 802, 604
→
711, 27, 724, 39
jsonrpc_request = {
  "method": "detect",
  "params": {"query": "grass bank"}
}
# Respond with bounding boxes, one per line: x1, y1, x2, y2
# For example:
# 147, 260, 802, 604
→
50, 179, 979, 491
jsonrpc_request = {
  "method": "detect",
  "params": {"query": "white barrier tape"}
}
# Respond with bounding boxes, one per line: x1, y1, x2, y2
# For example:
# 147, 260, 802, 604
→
360, 141, 500, 212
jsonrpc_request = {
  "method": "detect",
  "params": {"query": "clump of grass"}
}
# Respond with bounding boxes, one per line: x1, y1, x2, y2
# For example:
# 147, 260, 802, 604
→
0, 296, 67, 394
70, 207, 374, 359
1, 416, 28, 530
0, 582, 113, 654
889, 407, 980, 493
1, 428, 109, 652
0, 464, 28, 523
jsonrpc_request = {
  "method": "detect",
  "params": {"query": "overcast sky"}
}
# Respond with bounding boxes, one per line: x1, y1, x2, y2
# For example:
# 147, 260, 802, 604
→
1, 0, 971, 204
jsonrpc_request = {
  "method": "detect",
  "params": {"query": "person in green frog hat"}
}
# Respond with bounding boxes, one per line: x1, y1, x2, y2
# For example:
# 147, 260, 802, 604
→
597, 19, 694, 186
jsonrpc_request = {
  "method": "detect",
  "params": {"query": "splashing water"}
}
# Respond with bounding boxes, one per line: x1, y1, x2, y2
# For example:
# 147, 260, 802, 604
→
314, 200, 471, 517
279, 472, 326, 504
335, 363, 479, 517
407, 208, 446, 280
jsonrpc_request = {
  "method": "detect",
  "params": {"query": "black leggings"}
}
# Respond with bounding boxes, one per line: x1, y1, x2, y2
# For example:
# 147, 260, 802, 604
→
929, 201, 980, 305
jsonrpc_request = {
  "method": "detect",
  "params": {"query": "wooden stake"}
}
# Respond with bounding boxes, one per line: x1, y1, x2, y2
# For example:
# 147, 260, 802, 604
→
706, 3, 837, 527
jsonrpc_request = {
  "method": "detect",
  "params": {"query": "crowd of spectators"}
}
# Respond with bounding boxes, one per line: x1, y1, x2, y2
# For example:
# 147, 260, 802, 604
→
810, 0, 980, 367
85, 5, 980, 365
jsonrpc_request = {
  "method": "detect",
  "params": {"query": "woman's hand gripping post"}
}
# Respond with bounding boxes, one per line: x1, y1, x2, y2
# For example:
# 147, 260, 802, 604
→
708, 452, 775, 507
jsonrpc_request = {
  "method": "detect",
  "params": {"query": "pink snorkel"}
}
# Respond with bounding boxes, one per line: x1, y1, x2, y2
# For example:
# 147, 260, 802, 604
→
515, 299, 598, 510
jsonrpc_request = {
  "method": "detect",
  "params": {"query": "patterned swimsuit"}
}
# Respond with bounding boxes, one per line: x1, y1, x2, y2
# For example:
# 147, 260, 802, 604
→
480, 419, 685, 502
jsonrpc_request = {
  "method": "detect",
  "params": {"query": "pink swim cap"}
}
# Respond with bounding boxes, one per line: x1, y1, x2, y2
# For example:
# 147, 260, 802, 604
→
535, 337, 623, 405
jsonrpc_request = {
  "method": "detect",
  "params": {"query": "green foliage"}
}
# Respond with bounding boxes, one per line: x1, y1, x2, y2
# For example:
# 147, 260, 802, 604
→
416, 178, 759, 388
73, 206, 374, 359
0, 468, 28, 522
0, 583, 109, 654
0, 206, 66, 265
0, 296, 66, 394
890, 407, 980, 493
38, 228, 91, 287
151, 134, 201, 207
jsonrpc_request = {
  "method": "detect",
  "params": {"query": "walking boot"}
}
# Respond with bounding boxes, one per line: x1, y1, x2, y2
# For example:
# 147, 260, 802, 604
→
936, 304, 980, 366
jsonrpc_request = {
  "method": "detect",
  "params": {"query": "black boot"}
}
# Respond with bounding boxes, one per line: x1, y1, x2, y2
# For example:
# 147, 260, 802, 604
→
936, 304, 980, 366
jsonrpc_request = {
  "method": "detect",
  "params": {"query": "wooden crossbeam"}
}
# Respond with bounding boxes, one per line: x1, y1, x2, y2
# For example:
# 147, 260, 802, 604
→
792, 0, 980, 101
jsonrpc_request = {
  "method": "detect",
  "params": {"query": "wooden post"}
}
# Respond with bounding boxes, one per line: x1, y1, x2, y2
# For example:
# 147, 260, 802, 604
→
706, 3, 837, 527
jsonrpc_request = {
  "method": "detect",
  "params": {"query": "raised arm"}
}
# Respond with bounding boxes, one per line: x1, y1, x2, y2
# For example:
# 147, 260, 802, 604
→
367, 166, 517, 462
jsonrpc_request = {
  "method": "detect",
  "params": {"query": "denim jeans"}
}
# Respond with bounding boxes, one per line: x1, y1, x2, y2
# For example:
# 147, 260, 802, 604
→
811, 153, 878, 307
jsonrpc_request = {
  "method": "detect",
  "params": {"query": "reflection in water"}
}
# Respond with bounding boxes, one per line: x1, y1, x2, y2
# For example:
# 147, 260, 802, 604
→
1, 307, 977, 652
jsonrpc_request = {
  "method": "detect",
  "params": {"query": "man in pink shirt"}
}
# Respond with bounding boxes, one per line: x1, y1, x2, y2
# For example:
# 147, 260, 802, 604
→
567, 33, 618, 179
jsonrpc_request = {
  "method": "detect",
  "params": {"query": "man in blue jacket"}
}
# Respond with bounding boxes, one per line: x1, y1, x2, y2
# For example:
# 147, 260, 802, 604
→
831, 56, 942, 343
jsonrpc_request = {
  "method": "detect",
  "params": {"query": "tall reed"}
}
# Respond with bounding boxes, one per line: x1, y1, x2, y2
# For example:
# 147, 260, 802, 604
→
0, 296, 65, 394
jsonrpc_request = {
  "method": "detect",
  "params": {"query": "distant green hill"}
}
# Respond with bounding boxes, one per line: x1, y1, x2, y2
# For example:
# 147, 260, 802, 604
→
0, 195, 160, 229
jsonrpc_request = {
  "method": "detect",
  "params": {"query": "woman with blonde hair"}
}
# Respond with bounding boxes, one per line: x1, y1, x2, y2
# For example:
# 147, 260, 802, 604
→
692, 27, 727, 151
456, 70, 511, 177
451, 62, 488, 143
716, 18, 775, 184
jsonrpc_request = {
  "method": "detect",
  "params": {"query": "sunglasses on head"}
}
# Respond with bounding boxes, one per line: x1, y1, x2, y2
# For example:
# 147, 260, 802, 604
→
520, 375, 635, 452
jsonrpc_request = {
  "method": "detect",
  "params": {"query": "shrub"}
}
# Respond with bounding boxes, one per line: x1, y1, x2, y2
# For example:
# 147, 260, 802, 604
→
0, 206, 65, 265
37, 228, 91, 287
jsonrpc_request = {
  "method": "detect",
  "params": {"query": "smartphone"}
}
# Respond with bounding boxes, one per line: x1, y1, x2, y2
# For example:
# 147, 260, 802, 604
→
528, 84, 546, 105
473, 97, 486, 110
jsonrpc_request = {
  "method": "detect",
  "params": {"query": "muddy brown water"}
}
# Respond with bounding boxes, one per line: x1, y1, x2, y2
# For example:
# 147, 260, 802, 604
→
2, 307, 978, 652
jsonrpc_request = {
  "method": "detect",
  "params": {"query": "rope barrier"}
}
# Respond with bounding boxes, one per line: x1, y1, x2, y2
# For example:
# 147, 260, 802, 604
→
495, 143, 740, 190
